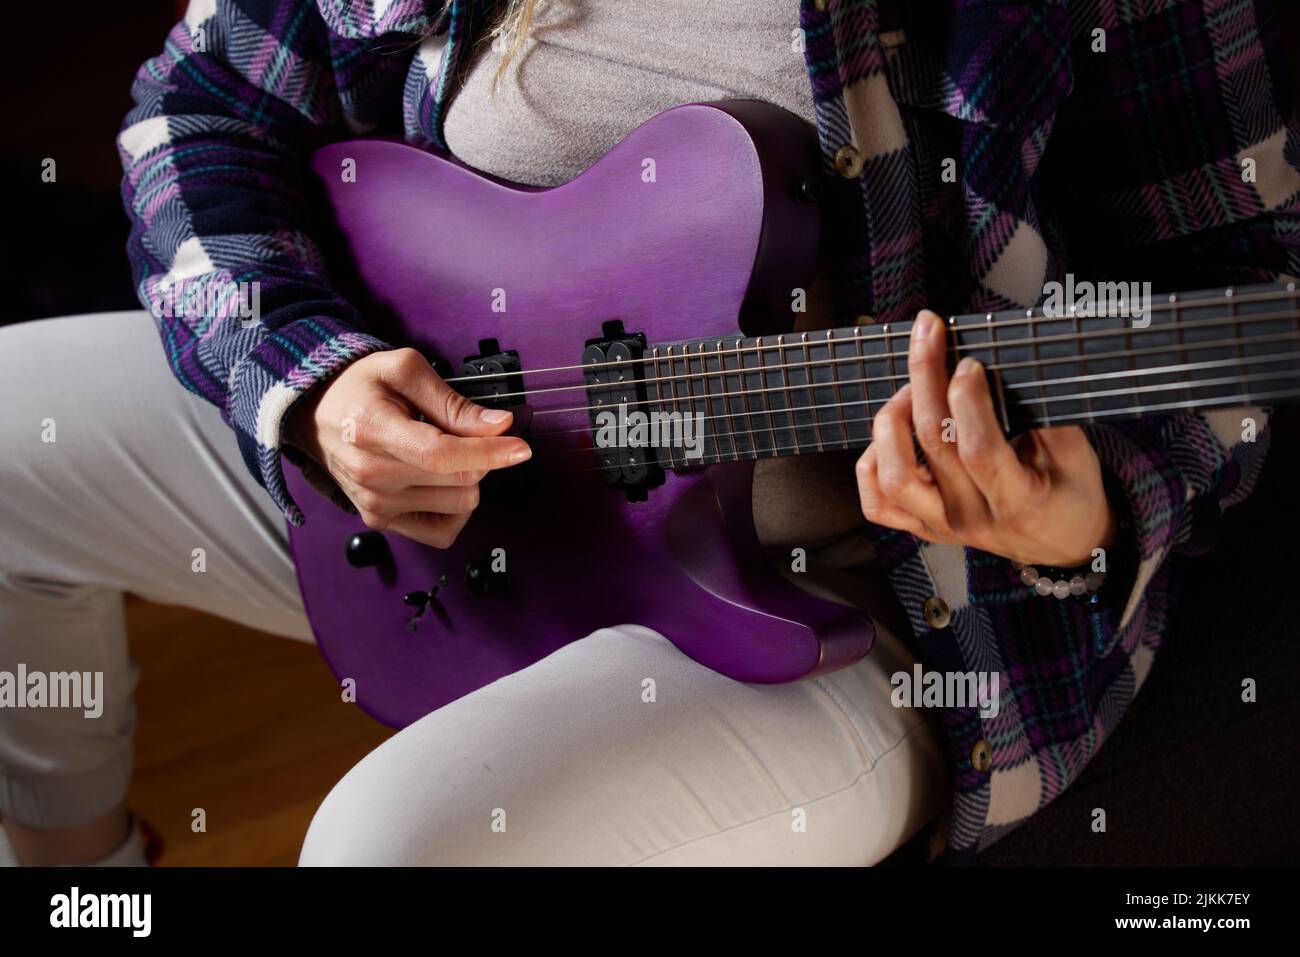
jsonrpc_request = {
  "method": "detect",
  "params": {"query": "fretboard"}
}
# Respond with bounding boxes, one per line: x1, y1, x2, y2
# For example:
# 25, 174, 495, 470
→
644, 282, 1300, 469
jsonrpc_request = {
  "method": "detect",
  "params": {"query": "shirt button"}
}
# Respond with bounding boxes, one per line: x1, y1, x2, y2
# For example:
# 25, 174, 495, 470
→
922, 595, 951, 629
814, 0, 829, 11
971, 738, 992, 773
833, 143, 864, 178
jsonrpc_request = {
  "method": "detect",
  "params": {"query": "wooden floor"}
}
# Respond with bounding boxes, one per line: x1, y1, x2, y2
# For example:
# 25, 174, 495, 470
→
124, 597, 391, 866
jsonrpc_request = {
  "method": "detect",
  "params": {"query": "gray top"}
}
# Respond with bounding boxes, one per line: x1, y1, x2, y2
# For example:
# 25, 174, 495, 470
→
442, 1, 815, 187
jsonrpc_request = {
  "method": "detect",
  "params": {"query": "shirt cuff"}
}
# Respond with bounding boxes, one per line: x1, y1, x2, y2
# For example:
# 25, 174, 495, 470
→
226, 315, 391, 526
1082, 422, 1186, 629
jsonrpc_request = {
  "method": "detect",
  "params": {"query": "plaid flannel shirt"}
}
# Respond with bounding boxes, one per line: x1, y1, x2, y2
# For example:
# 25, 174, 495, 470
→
120, 0, 1297, 860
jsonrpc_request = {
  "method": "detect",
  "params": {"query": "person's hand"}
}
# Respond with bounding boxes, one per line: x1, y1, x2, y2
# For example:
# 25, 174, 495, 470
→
285, 348, 531, 548
855, 310, 1116, 567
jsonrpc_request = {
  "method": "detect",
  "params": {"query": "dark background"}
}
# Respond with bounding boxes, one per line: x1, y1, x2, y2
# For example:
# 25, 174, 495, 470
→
0, 4, 176, 321
0, 2, 1296, 866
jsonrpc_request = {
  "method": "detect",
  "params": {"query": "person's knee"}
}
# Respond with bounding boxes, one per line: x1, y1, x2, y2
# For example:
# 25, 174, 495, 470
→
299, 734, 482, 866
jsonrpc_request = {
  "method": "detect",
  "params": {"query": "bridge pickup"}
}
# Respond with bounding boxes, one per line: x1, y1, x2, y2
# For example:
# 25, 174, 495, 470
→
458, 338, 523, 411
582, 321, 665, 501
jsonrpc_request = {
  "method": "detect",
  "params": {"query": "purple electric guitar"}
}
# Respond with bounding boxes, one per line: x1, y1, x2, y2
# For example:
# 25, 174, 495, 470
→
287, 101, 1300, 729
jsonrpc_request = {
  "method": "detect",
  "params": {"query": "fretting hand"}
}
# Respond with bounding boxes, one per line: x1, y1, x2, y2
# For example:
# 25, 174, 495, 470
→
854, 310, 1116, 567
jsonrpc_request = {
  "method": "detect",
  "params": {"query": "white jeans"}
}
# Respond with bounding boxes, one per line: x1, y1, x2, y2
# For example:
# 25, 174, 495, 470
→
0, 312, 948, 865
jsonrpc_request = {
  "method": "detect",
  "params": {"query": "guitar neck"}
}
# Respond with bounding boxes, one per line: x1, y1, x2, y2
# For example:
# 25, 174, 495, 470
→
642, 282, 1300, 469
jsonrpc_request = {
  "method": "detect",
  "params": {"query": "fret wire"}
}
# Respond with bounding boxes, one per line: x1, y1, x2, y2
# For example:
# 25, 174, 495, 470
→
722, 340, 743, 460
801, 332, 826, 452
669, 346, 691, 466
755, 336, 779, 455
828, 329, 849, 446
691, 343, 712, 462
730, 341, 748, 458
670, 348, 683, 470
724, 341, 743, 460
663, 348, 680, 472
700, 343, 724, 465
734, 338, 756, 458
778, 335, 798, 453
668, 347, 683, 472
651, 347, 673, 471
853, 324, 871, 438
676, 348, 696, 468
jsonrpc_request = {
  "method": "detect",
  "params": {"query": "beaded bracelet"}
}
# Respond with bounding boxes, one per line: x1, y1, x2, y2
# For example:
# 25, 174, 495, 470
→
1012, 561, 1106, 599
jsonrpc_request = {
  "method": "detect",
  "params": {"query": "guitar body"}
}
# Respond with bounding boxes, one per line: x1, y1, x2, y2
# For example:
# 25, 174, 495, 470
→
287, 102, 876, 729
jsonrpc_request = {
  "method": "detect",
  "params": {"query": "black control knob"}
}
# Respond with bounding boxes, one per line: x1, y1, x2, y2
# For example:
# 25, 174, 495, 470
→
345, 531, 390, 569
465, 558, 505, 597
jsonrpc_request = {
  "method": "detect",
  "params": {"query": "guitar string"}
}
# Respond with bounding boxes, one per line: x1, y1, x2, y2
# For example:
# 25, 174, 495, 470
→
440, 284, 1298, 387
459, 306, 1300, 403
529, 383, 1300, 479
517, 360, 1300, 448
483, 327, 1300, 435
522, 338, 1300, 423
447, 307, 1300, 408
519, 369, 1299, 471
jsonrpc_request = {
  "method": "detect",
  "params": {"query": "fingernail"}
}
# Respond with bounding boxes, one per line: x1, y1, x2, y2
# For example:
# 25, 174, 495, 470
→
508, 445, 532, 465
954, 356, 982, 377
479, 407, 512, 424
